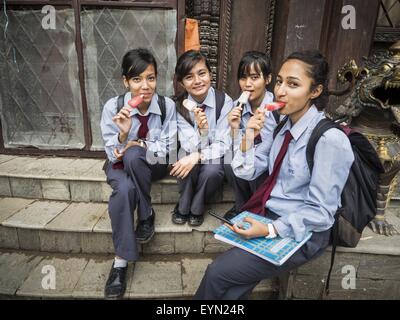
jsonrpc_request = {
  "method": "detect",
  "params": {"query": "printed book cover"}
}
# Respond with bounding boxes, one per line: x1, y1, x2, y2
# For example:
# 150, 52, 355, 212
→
213, 211, 312, 266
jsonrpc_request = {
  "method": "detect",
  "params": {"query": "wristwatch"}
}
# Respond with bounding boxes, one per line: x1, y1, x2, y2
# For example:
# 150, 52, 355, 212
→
197, 152, 205, 164
265, 223, 277, 239
138, 139, 146, 148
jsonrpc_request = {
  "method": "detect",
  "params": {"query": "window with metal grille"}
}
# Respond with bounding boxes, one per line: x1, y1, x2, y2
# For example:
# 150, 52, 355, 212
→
0, 0, 180, 154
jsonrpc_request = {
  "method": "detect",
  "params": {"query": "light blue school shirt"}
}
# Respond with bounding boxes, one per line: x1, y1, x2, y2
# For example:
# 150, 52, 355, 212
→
177, 87, 234, 161
231, 105, 354, 242
100, 92, 177, 163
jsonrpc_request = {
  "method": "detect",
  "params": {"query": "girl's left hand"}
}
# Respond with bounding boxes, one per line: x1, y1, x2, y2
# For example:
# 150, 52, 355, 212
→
113, 140, 142, 160
170, 152, 201, 179
226, 217, 269, 239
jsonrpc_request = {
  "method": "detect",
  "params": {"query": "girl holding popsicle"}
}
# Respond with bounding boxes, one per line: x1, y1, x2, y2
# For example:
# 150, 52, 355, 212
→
195, 50, 354, 300
100, 48, 177, 299
171, 50, 233, 227
224, 51, 278, 220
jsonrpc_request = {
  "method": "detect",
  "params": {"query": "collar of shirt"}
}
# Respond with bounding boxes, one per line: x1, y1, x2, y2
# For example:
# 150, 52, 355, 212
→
187, 87, 216, 109
124, 92, 162, 117
279, 104, 319, 141
240, 90, 274, 117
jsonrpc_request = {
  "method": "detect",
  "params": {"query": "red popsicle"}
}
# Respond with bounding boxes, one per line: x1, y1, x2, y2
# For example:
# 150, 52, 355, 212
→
128, 95, 144, 109
265, 101, 286, 111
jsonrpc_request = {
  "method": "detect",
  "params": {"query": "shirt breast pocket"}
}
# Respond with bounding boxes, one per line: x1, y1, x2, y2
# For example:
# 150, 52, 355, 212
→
282, 161, 310, 195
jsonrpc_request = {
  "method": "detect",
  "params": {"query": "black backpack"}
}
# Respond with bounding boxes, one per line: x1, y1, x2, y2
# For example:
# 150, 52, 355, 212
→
274, 117, 384, 295
102, 94, 167, 171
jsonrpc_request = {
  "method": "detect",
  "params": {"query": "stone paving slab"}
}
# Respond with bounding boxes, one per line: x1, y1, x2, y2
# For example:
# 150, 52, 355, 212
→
72, 258, 112, 299
129, 261, 183, 298
27, 158, 77, 179
0, 226, 19, 249
10, 177, 42, 199
41, 180, 70, 201
334, 209, 400, 256
39, 230, 83, 254
0, 177, 11, 197
2, 175, 234, 204
48, 158, 100, 180
17, 256, 88, 298
0, 155, 16, 165
93, 210, 112, 233
181, 258, 212, 296
0, 197, 35, 223
2, 200, 69, 229
45, 202, 107, 232
0, 252, 43, 295
0, 157, 43, 177
0, 157, 76, 179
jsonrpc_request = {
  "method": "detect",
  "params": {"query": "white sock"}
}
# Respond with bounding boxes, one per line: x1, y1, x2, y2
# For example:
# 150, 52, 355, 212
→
114, 257, 128, 268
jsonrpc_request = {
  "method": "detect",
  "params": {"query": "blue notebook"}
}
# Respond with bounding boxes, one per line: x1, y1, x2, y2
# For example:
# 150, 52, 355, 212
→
213, 211, 312, 266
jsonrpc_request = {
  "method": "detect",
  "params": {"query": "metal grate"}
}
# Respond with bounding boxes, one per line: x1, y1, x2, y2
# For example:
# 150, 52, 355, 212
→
377, 0, 400, 27
0, 8, 85, 149
80, 7, 177, 150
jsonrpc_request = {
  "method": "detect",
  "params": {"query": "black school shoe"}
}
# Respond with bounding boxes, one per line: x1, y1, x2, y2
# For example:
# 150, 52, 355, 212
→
136, 209, 155, 244
104, 262, 129, 299
171, 205, 189, 224
188, 214, 204, 227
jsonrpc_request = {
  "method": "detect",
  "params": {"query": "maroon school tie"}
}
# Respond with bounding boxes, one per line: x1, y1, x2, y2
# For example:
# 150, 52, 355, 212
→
199, 104, 206, 112
241, 130, 293, 216
254, 134, 262, 145
136, 114, 149, 139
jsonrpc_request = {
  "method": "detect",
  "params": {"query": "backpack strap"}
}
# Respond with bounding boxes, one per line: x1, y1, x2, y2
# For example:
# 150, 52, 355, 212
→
305, 118, 343, 173
304, 118, 346, 297
272, 116, 289, 139
324, 213, 340, 296
272, 110, 280, 124
214, 89, 226, 122
117, 94, 125, 113
158, 95, 166, 125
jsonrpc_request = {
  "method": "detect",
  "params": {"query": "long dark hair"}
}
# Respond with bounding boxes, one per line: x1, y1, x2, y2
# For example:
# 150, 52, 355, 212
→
174, 50, 212, 125
283, 50, 329, 110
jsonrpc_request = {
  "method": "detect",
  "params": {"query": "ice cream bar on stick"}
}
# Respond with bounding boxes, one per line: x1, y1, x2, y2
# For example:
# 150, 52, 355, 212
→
128, 95, 144, 109
237, 91, 250, 107
237, 91, 250, 115
265, 101, 286, 111
182, 99, 197, 112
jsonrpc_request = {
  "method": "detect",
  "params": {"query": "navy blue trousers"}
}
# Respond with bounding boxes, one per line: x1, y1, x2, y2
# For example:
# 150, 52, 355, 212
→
105, 146, 168, 261
194, 211, 331, 299
177, 163, 225, 216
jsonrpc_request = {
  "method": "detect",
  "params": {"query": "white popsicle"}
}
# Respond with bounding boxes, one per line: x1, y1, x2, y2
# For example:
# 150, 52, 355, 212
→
237, 91, 250, 106
183, 99, 197, 112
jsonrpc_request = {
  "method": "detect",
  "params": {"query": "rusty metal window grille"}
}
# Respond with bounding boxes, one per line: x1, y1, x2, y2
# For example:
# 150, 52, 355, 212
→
377, 0, 400, 27
374, 0, 400, 44
81, 7, 177, 150
0, 1, 179, 155
0, 7, 85, 149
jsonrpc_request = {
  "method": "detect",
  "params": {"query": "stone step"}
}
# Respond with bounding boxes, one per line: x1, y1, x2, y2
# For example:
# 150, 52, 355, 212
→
0, 249, 278, 299
1, 196, 400, 256
0, 155, 234, 204
0, 197, 235, 254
